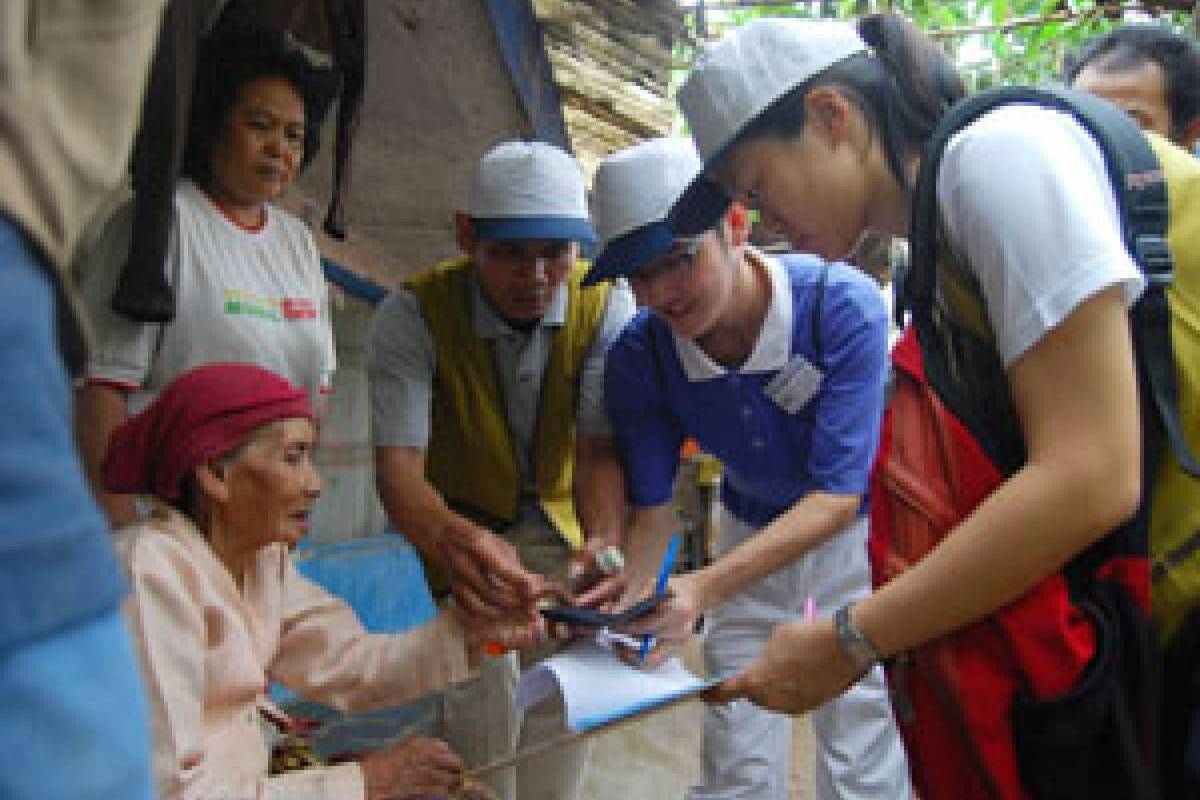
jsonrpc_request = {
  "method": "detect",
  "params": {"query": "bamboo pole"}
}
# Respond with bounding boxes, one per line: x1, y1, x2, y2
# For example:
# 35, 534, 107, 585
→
464, 689, 706, 781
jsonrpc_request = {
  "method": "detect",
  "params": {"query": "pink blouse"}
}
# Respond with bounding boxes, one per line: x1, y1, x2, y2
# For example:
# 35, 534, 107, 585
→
115, 509, 472, 800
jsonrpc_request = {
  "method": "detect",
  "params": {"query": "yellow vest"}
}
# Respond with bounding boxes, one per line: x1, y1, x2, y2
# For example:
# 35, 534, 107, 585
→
1144, 134, 1200, 641
406, 256, 610, 551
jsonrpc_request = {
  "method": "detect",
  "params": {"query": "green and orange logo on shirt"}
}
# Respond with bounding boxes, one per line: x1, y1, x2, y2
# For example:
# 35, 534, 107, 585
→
224, 290, 318, 321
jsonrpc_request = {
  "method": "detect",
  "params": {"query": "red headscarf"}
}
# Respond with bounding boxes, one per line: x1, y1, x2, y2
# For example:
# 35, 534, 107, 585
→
103, 363, 315, 501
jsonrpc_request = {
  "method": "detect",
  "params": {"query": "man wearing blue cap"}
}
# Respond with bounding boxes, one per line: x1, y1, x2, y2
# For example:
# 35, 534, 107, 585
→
368, 140, 635, 800
590, 137, 908, 800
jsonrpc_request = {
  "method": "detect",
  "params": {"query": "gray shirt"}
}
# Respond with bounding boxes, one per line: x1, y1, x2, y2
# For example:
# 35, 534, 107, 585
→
368, 274, 636, 488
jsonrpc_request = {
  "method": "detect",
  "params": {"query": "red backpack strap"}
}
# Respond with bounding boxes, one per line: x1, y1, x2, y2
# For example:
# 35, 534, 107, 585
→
876, 328, 1003, 583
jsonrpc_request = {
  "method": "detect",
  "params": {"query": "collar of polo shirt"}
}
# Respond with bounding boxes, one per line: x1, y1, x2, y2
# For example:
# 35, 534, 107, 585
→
672, 248, 794, 382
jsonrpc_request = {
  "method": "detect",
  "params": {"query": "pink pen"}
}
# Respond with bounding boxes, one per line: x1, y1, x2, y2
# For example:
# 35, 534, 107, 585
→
804, 596, 816, 622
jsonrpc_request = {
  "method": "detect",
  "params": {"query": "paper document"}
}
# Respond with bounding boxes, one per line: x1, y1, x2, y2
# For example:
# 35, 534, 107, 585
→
515, 634, 715, 732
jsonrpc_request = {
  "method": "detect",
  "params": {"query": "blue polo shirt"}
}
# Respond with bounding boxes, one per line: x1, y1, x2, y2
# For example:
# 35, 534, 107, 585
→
605, 251, 888, 528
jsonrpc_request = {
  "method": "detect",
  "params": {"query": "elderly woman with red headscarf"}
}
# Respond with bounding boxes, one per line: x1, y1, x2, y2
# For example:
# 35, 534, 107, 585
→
104, 363, 539, 800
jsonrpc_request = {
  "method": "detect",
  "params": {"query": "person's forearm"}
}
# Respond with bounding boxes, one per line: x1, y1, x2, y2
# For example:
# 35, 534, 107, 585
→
374, 447, 469, 561
622, 505, 681, 600
376, 447, 542, 615
74, 382, 138, 527
573, 434, 627, 549
854, 456, 1139, 660
692, 491, 859, 611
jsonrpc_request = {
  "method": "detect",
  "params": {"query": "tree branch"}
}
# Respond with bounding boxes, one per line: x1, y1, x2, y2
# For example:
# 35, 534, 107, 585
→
925, 4, 1160, 37
679, 0, 1191, 38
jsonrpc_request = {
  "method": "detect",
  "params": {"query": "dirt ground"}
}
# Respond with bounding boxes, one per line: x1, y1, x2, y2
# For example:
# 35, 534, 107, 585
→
579, 638, 816, 800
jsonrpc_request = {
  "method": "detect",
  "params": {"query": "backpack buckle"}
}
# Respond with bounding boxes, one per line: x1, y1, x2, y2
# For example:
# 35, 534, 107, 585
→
1133, 234, 1173, 282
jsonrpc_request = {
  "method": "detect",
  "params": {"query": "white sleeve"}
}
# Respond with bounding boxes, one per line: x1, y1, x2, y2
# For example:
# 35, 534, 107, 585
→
936, 105, 1145, 366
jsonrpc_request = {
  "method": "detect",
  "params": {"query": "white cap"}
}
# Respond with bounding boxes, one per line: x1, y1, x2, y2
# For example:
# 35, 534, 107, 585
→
678, 18, 868, 163
585, 138, 703, 284
468, 140, 595, 243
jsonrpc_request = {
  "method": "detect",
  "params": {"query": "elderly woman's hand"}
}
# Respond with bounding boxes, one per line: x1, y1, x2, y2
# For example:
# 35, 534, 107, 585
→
359, 734, 463, 799
453, 606, 549, 654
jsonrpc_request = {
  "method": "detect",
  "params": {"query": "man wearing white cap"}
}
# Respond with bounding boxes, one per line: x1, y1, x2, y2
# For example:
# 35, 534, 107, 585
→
368, 140, 635, 800
589, 137, 909, 800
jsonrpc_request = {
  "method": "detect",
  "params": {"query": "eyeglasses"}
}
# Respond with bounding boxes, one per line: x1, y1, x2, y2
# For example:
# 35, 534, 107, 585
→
630, 231, 711, 285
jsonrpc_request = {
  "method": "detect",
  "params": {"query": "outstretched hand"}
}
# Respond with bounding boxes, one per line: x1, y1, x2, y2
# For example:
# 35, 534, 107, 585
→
705, 619, 863, 715
613, 572, 704, 669
453, 605, 548, 653
565, 540, 626, 610
437, 519, 541, 621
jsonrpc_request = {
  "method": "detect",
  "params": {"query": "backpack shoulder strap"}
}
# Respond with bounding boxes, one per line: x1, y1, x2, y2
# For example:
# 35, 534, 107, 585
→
904, 85, 1200, 478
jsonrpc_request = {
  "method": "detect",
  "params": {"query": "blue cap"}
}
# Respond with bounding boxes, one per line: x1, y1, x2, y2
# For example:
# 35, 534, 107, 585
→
472, 215, 596, 244
666, 176, 733, 238
584, 222, 677, 286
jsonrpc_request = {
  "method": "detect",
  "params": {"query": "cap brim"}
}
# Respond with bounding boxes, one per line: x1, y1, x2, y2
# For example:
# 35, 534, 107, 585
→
472, 215, 596, 245
667, 175, 732, 237
582, 222, 676, 286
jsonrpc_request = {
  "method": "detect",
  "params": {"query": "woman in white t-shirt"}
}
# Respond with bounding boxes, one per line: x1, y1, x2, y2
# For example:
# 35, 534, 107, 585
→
77, 27, 338, 527
664, 14, 1155, 800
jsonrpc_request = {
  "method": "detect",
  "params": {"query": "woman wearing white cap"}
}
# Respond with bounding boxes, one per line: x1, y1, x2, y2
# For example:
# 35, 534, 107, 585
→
589, 137, 909, 800
669, 13, 1163, 800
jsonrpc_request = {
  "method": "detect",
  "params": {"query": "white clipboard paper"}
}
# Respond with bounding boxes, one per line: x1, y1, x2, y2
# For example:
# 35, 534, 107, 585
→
514, 634, 715, 732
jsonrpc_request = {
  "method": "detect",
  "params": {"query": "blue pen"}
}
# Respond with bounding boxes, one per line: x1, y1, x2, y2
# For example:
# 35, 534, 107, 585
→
639, 532, 681, 664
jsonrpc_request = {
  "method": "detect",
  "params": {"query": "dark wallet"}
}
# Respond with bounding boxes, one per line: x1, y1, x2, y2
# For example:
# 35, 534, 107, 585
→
538, 593, 667, 628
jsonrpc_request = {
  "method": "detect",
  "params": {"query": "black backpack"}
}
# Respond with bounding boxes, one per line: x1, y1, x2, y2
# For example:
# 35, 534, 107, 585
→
899, 85, 1200, 800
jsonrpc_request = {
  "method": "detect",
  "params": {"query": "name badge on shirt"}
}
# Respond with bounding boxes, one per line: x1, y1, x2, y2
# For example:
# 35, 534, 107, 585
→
764, 354, 823, 414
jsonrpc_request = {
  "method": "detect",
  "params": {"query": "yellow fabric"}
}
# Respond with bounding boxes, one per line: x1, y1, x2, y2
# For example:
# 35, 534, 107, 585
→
933, 132, 1200, 641
406, 257, 609, 550
1144, 134, 1200, 641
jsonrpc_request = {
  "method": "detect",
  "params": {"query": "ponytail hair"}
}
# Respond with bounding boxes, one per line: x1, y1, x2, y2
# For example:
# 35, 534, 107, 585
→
726, 14, 964, 189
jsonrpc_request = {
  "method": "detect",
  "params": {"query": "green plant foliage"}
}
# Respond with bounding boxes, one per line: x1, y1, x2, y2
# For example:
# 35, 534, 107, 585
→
678, 0, 1195, 89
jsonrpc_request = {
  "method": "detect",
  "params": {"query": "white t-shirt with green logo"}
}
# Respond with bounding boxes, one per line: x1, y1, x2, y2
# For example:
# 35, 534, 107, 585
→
83, 179, 335, 412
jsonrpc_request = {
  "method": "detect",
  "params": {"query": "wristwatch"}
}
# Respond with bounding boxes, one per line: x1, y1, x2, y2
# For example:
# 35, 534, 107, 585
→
833, 604, 885, 671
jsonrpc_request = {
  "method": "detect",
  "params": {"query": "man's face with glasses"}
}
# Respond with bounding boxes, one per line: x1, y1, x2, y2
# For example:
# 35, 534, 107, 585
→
474, 237, 577, 323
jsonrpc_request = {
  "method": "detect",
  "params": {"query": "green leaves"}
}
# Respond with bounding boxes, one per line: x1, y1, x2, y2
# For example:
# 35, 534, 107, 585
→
675, 0, 1193, 90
